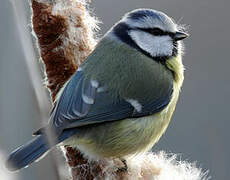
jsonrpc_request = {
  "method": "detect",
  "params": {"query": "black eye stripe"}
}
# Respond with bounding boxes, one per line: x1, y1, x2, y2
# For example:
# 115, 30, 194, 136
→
141, 28, 166, 35
137, 28, 175, 37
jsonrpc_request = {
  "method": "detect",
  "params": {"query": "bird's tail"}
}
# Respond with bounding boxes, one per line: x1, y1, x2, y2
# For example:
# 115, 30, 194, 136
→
5, 129, 77, 171
5, 135, 49, 171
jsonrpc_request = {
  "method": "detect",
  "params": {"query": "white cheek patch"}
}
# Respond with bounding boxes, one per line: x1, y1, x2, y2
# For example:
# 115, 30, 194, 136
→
129, 30, 173, 57
126, 99, 142, 112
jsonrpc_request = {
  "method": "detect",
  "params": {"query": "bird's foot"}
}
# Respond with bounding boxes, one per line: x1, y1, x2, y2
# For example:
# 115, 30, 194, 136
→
116, 159, 128, 173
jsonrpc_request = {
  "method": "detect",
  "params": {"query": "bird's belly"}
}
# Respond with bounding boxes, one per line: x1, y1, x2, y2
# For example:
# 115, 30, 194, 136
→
63, 109, 172, 160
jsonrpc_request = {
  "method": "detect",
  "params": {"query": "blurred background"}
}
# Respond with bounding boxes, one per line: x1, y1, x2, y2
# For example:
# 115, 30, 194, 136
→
0, 0, 229, 179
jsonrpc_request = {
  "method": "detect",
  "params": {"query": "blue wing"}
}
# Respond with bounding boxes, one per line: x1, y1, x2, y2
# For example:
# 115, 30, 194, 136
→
49, 69, 173, 132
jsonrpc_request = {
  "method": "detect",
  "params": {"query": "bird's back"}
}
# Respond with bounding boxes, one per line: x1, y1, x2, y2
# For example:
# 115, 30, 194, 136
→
81, 36, 174, 103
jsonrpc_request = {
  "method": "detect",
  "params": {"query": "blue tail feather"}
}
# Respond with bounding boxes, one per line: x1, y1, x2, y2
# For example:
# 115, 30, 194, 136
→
6, 128, 77, 171
6, 135, 48, 171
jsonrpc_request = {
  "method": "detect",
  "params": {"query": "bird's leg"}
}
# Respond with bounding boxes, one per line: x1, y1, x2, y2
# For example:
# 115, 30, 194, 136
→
117, 158, 128, 172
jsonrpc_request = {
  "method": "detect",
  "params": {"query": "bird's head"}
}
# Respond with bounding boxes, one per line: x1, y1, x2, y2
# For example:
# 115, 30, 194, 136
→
110, 9, 188, 60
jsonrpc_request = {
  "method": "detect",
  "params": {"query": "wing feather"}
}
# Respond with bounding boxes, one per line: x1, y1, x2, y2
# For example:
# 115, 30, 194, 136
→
50, 69, 173, 131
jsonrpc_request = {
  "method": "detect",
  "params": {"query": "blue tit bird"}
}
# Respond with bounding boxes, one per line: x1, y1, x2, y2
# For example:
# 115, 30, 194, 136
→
6, 8, 188, 171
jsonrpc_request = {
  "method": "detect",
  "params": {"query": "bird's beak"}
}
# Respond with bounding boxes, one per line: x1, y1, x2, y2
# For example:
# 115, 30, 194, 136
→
174, 31, 189, 41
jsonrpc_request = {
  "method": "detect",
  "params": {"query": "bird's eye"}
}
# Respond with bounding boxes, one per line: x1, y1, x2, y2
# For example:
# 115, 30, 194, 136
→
138, 27, 166, 36
148, 28, 165, 36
